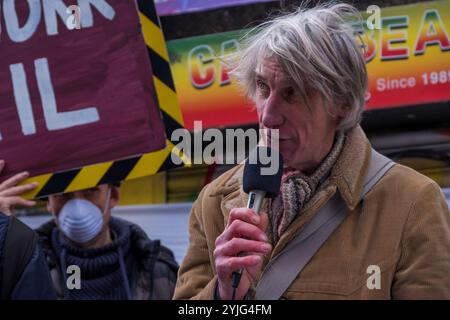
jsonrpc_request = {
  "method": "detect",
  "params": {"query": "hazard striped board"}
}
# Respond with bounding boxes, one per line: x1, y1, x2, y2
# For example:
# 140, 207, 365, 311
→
20, 0, 188, 199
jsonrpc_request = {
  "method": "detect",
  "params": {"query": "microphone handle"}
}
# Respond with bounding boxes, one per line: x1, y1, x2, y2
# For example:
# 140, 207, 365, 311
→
231, 190, 267, 299
246, 190, 266, 214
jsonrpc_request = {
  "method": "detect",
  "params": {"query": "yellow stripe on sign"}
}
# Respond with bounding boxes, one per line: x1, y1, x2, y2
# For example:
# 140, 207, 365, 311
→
65, 162, 114, 193
19, 174, 53, 199
125, 141, 171, 180
153, 76, 184, 125
139, 12, 169, 62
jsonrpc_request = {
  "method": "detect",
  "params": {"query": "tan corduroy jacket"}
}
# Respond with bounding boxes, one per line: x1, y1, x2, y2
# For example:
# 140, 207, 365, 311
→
174, 126, 450, 300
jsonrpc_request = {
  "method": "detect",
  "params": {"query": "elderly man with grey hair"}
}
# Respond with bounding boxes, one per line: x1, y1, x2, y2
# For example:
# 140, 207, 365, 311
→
174, 3, 450, 300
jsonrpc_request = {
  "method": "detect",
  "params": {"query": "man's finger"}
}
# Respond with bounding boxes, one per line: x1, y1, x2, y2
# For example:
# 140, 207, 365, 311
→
225, 220, 269, 242
216, 238, 272, 257
0, 160, 5, 174
0, 183, 38, 197
6, 196, 37, 207
217, 255, 262, 274
0, 172, 30, 191
227, 208, 260, 227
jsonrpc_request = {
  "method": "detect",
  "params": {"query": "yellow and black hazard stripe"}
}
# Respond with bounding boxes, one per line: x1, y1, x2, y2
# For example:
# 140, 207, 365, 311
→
22, 0, 188, 199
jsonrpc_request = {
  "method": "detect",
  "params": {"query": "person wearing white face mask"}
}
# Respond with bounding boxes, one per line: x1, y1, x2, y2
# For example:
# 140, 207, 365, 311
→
56, 186, 112, 245
0, 161, 178, 300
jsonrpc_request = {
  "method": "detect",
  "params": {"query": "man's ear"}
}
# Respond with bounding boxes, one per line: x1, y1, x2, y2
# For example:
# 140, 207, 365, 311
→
337, 104, 351, 118
109, 185, 120, 209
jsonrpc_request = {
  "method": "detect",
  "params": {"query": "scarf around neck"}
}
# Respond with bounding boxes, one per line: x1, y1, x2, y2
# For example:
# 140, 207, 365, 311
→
269, 132, 345, 244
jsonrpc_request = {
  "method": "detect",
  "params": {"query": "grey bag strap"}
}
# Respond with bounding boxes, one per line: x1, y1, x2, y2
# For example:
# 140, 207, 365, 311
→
254, 148, 395, 300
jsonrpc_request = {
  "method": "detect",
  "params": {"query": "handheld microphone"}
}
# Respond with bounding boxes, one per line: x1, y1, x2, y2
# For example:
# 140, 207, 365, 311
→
231, 146, 283, 299
243, 146, 284, 213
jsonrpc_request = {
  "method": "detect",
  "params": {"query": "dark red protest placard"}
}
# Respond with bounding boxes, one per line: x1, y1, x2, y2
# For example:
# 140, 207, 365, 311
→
0, 0, 166, 180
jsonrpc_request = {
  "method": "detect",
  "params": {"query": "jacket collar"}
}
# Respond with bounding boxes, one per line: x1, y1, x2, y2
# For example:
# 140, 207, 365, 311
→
329, 125, 372, 211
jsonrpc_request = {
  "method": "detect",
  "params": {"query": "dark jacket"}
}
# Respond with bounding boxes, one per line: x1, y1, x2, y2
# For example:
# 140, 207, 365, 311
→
36, 217, 178, 300
0, 212, 56, 300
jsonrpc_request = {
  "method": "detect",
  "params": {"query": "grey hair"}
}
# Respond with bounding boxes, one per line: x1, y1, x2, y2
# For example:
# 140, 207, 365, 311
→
227, 2, 368, 132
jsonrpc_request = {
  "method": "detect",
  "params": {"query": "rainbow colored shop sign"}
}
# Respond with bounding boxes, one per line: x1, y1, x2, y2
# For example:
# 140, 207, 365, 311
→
167, 0, 450, 130
155, 0, 275, 16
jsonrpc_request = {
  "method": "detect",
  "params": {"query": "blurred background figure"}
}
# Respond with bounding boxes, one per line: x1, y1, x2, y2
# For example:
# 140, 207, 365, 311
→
0, 160, 178, 300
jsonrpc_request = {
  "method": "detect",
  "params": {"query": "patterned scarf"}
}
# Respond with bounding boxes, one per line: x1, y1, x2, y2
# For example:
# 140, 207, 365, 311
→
269, 132, 345, 244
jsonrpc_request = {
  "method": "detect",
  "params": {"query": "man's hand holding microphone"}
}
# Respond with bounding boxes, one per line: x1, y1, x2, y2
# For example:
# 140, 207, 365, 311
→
213, 147, 283, 300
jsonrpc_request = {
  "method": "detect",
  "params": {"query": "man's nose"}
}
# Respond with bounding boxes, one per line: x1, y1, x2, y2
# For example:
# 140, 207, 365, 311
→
260, 94, 284, 129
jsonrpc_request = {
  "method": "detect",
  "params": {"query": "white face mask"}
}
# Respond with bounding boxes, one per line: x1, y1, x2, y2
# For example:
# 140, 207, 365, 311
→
57, 188, 111, 244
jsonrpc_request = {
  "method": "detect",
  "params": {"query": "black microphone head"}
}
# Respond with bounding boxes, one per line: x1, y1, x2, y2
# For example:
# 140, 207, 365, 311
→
243, 146, 283, 198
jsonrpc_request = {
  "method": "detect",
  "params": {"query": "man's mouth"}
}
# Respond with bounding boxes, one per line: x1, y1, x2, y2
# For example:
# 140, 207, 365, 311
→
266, 131, 290, 142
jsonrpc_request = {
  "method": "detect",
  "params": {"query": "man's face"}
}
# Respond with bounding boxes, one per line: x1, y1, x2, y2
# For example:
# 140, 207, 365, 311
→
254, 58, 346, 172
47, 184, 119, 221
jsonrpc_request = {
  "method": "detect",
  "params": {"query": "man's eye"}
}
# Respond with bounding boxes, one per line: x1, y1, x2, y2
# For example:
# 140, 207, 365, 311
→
256, 80, 269, 92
